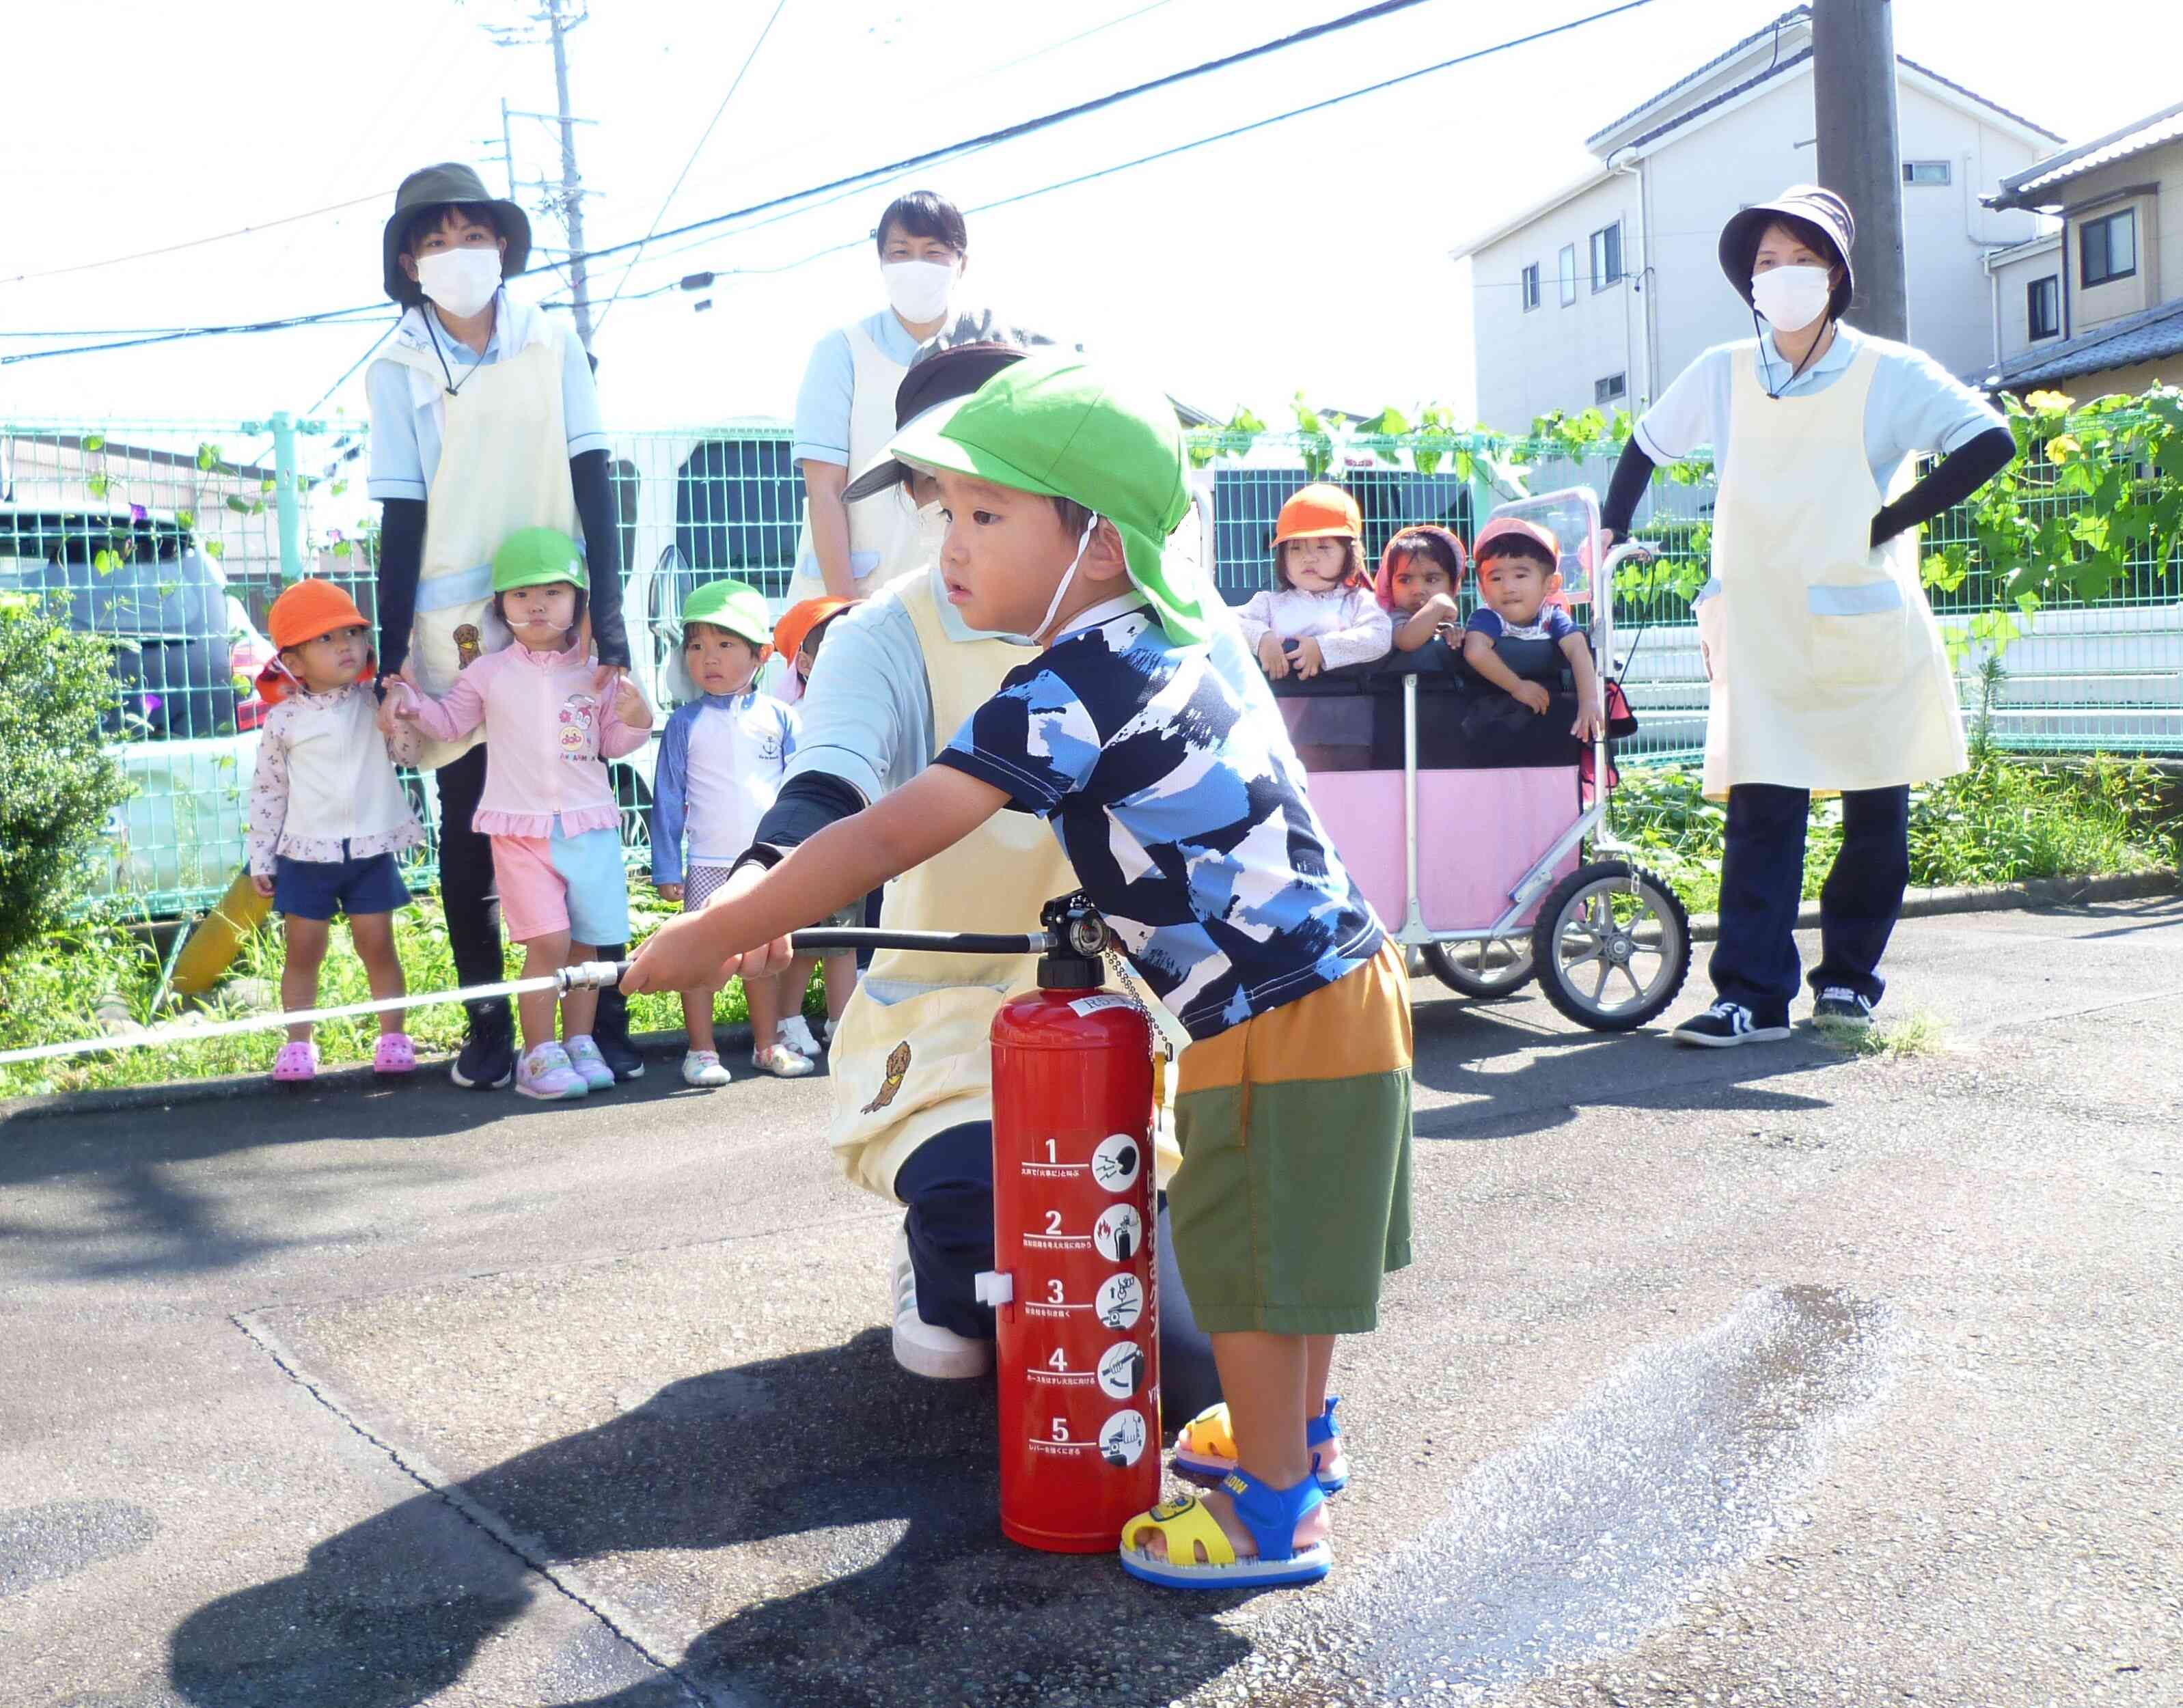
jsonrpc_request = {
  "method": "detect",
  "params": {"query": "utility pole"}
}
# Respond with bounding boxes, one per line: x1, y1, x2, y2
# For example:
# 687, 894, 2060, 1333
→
1812, 0, 1909, 341
486, 0, 599, 352
544, 0, 596, 350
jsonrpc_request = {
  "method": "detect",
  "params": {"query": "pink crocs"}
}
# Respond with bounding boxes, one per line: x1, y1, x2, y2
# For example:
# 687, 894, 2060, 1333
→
271, 1041, 319, 1083
372, 1032, 417, 1075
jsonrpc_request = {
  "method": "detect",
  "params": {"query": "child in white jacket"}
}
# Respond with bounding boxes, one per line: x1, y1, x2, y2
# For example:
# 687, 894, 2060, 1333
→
1233, 482, 1392, 771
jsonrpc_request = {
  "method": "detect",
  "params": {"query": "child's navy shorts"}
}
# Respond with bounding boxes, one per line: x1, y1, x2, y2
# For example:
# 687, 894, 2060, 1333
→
273, 849, 411, 922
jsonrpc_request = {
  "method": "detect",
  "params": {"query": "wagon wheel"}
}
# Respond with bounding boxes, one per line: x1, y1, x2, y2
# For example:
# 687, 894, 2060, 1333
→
1530, 860, 1690, 1031
1420, 937, 1536, 1000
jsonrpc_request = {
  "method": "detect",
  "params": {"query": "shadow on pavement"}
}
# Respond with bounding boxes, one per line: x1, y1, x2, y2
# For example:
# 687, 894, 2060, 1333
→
1408, 999, 1841, 1142
169, 1331, 1252, 1708
0, 1072, 706, 1282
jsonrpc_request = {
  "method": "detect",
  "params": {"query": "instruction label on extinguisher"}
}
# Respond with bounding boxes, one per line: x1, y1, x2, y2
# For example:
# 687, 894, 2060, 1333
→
991, 984, 1160, 1552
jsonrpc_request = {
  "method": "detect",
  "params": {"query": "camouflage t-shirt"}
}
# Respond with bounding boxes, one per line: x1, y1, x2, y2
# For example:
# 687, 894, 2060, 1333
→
935, 598, 1382, 1041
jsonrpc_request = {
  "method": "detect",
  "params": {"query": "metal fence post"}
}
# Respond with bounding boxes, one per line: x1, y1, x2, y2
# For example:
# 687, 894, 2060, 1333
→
271, 410, 304, 581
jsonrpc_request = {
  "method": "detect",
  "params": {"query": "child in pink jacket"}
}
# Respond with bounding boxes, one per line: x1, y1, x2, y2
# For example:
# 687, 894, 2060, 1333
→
393, 528, 654, 1100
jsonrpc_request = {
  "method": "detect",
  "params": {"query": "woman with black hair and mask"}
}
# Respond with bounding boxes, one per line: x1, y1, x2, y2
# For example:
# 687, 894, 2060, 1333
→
1599, 185, 2018, 1047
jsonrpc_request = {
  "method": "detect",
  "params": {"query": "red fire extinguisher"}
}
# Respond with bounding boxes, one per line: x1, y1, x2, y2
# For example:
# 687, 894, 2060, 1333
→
978, 895, 1159, 1554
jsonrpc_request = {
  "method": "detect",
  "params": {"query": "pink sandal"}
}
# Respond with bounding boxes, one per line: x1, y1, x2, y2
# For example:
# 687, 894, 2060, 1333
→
372, 1032, 417, 1075
271, 1041, 319, 1083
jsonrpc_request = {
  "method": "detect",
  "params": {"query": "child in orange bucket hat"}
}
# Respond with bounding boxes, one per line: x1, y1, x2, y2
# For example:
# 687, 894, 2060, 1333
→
247, 579, 425, 1084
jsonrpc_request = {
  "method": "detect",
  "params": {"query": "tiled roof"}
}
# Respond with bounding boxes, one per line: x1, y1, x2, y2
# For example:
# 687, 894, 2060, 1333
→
1987, 100, 2183, 210
1585, 7, 1810, 151
1584, 5, 2059, 156
1983, 298, 2183, 389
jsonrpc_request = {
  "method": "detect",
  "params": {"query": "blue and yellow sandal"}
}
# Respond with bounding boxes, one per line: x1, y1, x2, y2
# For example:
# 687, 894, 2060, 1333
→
1172, 1397, 1348, 1493
1118, 1470, 1331, 1590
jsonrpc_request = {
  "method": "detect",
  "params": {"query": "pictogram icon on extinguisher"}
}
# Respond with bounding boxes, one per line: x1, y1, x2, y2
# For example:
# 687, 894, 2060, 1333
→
977, 894, 1161, 1554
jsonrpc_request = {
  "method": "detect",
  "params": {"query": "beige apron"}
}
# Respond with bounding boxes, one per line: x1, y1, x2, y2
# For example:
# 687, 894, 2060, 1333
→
1702, 344, 1967, 800
378, 309, 579, 769
786, 322, 923, 607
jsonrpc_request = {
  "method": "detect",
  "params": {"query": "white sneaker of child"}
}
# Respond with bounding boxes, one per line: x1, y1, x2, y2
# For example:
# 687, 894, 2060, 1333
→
890, 1226, 994, 1379
681, 1049, 732, 1088
778, 1014, 822, 1056
750, 1041, 816, 1079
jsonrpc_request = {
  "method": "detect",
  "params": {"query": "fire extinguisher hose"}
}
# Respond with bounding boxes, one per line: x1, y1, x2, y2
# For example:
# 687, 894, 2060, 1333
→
0, 928, 1062, 1070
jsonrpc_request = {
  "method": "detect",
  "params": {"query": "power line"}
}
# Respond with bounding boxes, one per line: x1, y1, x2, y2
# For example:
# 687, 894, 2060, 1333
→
554, 1, 1662, 308
591, 0, 792, 338
3, 0, 1649, 368
0, 190, 394, 288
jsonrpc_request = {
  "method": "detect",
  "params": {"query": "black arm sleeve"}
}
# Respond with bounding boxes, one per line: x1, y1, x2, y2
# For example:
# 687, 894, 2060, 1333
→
1871, 426, 2016, 548
742, 771, 868, 866
571, 449, 630, 668
374, 498, 427, 678
1600, 437, 1660, 538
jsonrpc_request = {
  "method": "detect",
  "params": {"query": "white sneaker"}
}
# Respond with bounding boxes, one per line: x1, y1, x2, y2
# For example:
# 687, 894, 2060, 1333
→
751, 1041, 816, 1078
890, 1226, 993, 1379
681, 1049, 732, 1088
778, 1014, 822, 1056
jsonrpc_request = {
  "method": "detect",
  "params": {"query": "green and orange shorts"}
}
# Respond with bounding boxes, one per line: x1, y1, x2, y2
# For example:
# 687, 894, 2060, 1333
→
1166, 939, 1413, 1336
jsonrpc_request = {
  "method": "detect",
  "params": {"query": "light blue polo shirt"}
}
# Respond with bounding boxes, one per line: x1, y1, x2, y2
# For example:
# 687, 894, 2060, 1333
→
1633, 323, 2005, 492
364, 299, 610, 501
789, 308, 926, 470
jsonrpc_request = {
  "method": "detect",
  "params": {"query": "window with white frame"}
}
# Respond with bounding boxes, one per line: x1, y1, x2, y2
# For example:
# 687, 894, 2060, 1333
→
1902, 161, 1952, 187
2081, 208, 2137, 288
1589, 223, 1622, 291
1595, 372, 1627, 405
1521, 262, 1541, 312
1559, 244, 1577, 306
2027, 275, 2060, 342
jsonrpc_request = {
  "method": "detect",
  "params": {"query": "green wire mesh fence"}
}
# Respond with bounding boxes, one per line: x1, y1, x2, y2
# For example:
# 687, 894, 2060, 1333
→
3, 417, 2176, 919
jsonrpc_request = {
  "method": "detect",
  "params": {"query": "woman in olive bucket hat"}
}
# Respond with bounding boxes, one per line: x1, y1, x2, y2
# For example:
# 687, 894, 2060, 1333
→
1598, 184, 2018, 1047
365, 161, 642, 1090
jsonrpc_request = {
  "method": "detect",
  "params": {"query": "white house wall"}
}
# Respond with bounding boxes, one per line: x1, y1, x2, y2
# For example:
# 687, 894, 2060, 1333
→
1471, 69, 2045, 430
1470, 177, 1643, 432
1990, 240, 2063, 366
2049, 141, 2182, 333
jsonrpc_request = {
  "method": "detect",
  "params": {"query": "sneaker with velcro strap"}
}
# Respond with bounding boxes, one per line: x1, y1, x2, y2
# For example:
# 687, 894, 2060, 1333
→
1811, 987, 1876, 1029
1671, 1000, 1791, 1047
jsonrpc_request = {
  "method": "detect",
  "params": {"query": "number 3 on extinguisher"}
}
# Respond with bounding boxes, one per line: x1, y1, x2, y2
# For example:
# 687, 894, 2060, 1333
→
1048, 1279, 1065, 1303
1052, 1416, 1069, 1441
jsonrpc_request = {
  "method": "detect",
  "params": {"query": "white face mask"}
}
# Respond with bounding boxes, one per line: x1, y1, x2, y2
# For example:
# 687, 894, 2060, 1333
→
417, 247, 503, 318
1750, 264, 1832, 333
998, 512, 1101, 648
882, 258, 957, 325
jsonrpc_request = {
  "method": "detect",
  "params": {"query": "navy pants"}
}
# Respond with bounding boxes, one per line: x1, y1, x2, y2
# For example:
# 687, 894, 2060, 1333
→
1711, 783, 1912, 1020
433, 746, 507, 997
894, 1122, 1223, 1421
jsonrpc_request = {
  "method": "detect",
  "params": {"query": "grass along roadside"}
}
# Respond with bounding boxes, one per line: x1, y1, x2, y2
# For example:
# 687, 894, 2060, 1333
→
1615, 753, 2178, 918
0, 885, 820, 1101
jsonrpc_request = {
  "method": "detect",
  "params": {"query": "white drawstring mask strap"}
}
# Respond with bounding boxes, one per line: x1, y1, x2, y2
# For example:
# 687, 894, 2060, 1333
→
1007, 510, 1101, 647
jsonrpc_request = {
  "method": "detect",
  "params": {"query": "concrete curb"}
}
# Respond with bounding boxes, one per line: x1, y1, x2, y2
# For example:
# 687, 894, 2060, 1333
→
5, 870, 2174, 1121
1685, 867, 2178, 942
0, 1023, 754, 1125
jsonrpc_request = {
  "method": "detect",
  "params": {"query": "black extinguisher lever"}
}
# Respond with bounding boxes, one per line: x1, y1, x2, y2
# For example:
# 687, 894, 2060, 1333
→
1037, 892, 1112, 990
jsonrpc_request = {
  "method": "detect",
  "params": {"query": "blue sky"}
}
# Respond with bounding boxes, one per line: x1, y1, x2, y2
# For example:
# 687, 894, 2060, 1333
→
5, 0, 2179, 432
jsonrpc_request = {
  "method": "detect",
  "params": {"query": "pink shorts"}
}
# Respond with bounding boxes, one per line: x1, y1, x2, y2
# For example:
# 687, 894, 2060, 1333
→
490, 825, 630, 946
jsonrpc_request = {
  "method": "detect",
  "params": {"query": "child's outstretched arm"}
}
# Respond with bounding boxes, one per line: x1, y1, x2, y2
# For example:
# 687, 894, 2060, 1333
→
621, 762, 1008, 995
1560, 631, 1605, 741
1462, 629, 1551, 714
386, 664, 486, 743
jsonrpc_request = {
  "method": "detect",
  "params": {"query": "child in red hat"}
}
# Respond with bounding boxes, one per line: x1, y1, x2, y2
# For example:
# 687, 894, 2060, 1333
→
247, 579, 424, 1084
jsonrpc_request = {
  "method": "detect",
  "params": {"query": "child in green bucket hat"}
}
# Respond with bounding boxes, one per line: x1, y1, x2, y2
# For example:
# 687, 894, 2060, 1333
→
648, 579, 817, 1086
625, 353, 1412, 1592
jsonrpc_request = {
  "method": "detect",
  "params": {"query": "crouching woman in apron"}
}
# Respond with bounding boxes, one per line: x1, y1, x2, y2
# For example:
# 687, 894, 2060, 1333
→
1600, 185, 2017, 1045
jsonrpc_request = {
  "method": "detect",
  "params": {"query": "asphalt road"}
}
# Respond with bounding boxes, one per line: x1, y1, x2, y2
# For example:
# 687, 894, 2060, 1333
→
2, 898, 2177, 1707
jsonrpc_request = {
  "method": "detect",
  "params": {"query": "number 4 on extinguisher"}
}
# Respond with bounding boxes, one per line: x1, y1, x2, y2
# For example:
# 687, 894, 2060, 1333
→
1047, 1348, 1069, 1371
